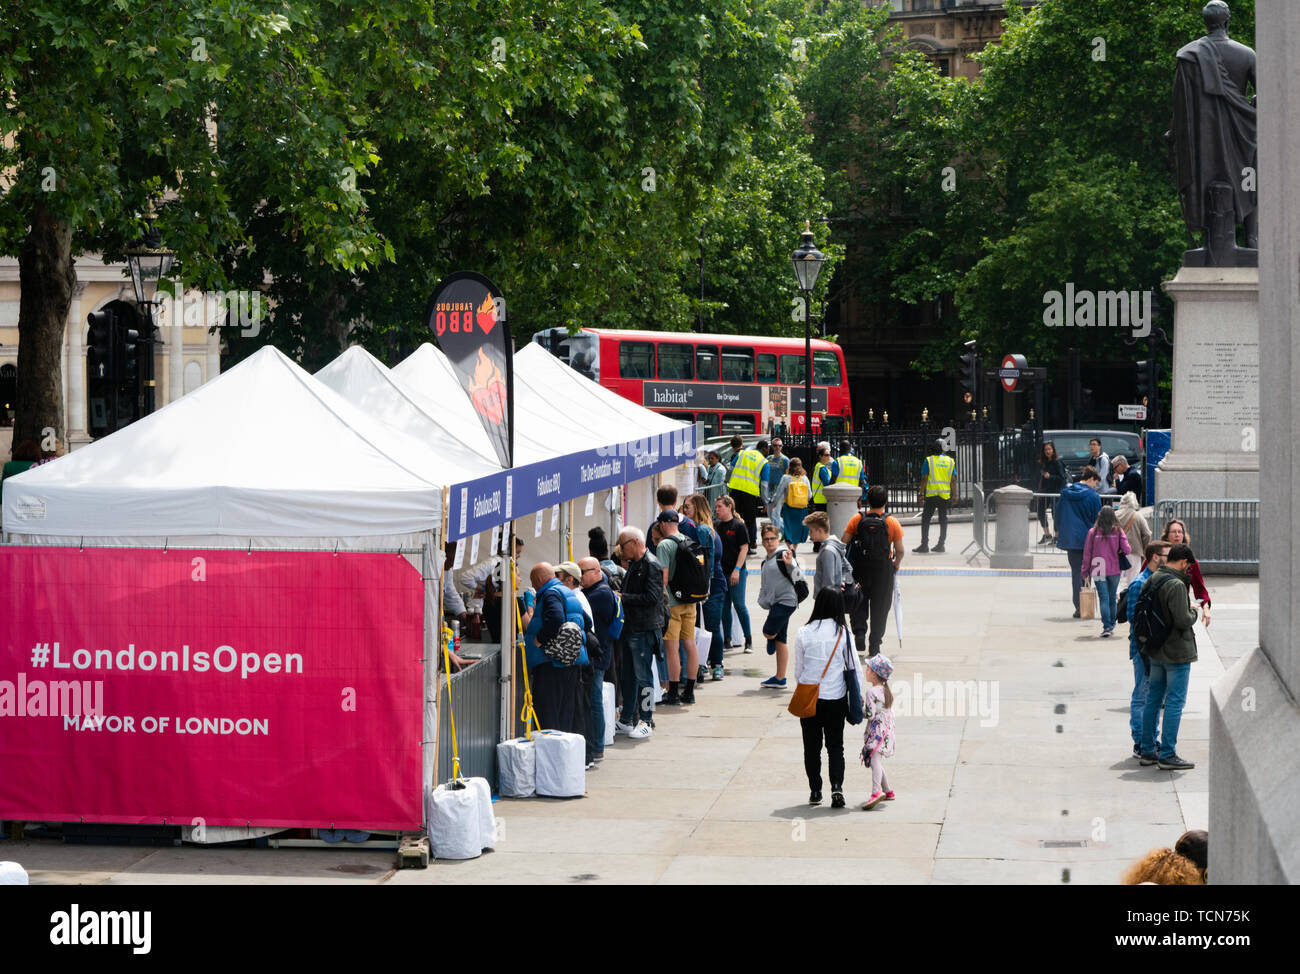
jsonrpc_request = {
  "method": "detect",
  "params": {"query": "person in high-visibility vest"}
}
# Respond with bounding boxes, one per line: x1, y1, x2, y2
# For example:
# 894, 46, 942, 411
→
915, 439, 956, 554
809, 441, 837, 553
835, 439, 868, 500
727, 436, 768, 552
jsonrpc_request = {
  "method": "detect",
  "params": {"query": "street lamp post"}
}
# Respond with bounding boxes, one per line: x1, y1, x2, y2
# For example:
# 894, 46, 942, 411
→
124, 213, 174, 418
791, 221, 825, 443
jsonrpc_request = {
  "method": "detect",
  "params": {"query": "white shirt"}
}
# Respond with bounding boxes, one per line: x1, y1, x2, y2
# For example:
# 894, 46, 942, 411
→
792, 619, 864, 703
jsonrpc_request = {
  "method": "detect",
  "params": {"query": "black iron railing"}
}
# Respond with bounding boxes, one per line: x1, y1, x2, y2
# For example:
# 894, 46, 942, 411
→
783, 426, 1042, 515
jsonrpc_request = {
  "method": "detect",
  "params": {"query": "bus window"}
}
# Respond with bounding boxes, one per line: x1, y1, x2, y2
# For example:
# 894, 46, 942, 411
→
697, 412, 720, 439
661, 410, 696, 427
721, 413, 757, 436
813, 351, 842, 386
780, 354, 807, 385
657, 343, 693, 380
619, 341, 655, 379
721, 349, 753, 382
696, 345, 719, 381
756, 353, 777, 383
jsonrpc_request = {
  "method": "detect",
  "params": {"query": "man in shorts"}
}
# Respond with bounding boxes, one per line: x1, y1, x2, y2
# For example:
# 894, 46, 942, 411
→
655, 511, 700, 705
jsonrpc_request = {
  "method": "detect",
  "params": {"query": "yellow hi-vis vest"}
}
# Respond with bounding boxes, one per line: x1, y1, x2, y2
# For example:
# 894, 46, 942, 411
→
924, 454, 956, 499
727, 448, 765, 497
811, 462, 831, 503
836, 455, 863, 485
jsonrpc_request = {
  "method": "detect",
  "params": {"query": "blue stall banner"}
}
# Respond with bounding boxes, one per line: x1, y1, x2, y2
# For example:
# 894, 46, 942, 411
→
449, 424, 697, 541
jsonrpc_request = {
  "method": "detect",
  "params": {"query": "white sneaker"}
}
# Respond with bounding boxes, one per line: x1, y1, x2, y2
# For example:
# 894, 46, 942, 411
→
629, 721, 652, 739
614, 721, 635, 736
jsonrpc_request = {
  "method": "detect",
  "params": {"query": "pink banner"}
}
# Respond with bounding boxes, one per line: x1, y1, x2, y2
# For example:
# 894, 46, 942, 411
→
0, 547, 425, 830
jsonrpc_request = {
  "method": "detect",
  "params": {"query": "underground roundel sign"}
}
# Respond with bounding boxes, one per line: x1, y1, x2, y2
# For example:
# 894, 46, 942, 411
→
999, 353, 1028, 393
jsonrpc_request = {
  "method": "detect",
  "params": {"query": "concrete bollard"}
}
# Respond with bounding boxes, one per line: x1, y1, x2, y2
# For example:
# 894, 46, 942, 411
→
823, 482, 862, 538
989, 485, 1033, 569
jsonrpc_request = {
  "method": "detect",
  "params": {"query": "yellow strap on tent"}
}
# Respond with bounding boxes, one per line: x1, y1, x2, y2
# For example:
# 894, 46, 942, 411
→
440, 624, 462, 781
512, 557, 540, 738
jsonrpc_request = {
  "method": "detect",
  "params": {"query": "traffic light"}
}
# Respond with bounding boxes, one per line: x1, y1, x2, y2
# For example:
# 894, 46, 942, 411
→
119, 321, 140, 383
87, 309, 115, 382
1136, 359, 1160, 426
959, 340, 979, 396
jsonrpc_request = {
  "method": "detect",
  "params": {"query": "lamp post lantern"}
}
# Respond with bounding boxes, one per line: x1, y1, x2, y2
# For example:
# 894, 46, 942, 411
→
124, 213, 174, 418
791, 221, 825, 441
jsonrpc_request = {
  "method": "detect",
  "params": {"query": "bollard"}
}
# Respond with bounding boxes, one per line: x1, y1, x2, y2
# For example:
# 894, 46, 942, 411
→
823, 482, 862, 538
990, 485, 1033, 569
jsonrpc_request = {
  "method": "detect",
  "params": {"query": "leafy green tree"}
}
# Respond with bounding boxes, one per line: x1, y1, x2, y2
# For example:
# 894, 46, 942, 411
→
0, 2, 404, 445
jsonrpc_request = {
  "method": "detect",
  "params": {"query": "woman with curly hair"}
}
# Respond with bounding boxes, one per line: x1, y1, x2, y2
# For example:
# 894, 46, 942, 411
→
1120, 847, 1204, 885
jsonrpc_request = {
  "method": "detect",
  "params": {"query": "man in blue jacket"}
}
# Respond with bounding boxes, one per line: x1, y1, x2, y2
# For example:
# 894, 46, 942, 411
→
1055, 466, 1103, 617
523, 562, 591, 741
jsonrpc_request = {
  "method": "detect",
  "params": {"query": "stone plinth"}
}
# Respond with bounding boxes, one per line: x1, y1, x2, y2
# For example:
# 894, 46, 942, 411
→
823, 483, 861, 538
989, 485, 1033, 570
1157, 266, 1260, 501
1210, 2, 1300, 885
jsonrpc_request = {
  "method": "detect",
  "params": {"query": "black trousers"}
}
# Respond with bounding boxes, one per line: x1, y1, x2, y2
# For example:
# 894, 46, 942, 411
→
920, 496, 949, 547
530, 663, 587, 741
734, 491, 759, 551
801, 694, 848, 792
852, 570, 894, 656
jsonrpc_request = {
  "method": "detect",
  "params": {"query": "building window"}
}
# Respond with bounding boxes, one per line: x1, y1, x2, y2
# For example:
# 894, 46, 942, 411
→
937, 57, 950, 77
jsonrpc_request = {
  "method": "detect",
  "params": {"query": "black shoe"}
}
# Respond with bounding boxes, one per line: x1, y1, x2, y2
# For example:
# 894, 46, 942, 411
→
932, 544, 945, 553
696, 665, 708, 683
912, 544, 929, 554
831, 792, 846, 809
1072, 610, 1080, 618
1139, 751, 1159, 766
809, 790, 822, 805
744, 639, 753, 653
679, 679, 696, 705
662, 683, 682, 706
1132, 744, 1142, 760
1158, 753, 1195, 771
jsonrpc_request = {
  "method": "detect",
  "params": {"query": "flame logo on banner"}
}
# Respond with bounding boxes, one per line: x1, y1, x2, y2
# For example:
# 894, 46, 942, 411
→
475, 294, 497, 334
468, 347, 507, 424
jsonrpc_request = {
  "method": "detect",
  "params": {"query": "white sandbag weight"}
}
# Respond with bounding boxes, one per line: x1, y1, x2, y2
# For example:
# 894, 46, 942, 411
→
496, 737, 536, 798
428, 782, 482, 860
533, 729, 586, 798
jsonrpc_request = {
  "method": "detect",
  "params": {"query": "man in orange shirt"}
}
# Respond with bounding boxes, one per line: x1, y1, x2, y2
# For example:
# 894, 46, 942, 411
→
841, 485, 905, 657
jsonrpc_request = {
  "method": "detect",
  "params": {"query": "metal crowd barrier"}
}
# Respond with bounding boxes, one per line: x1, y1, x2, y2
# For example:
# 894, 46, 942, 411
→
1152, 499, 1259, 575
437, 645, 503, 789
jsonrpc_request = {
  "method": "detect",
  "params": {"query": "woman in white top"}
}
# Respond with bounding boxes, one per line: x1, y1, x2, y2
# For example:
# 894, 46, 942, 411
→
1114, 491, 1151, 587
793, 587, 866, 809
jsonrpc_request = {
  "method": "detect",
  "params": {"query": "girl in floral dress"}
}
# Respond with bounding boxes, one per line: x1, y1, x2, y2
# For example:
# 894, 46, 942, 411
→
860, 654, 895, 810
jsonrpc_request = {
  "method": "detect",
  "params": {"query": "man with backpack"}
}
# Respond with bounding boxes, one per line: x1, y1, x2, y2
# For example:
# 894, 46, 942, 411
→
842, 485, 905, 657
1125, 541, 1170, 760
804, 510, 854, 600
1134, 543, 1200, 771
655, 511, 707, 705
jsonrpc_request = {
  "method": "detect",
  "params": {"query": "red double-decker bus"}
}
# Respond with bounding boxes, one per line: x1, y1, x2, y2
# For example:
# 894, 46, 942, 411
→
532, 328, 853, 438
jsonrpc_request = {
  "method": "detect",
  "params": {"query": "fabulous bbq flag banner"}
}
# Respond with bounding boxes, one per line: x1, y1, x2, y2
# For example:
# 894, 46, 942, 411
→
426, 271, 513, 468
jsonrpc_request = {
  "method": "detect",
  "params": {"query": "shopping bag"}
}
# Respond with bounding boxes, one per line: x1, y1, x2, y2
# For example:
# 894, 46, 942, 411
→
694, 626, 712, 662
602, 682, 616, 747
1079, 584, 1097, 620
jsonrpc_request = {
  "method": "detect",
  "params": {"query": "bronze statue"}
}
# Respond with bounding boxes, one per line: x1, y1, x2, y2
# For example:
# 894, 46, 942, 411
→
1172, 1, 1257, 267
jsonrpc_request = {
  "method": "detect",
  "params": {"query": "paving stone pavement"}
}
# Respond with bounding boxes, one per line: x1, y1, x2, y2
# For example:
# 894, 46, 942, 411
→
9, 523, 1252, 885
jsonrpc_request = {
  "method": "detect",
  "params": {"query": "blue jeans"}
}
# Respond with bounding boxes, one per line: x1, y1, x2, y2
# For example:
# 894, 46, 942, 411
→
1129, 651, 1148, 749
1066, 549, 1084, 611
620, 629, 659, 725
1141, 660, 1190, 760
722, 568, 752, 644
703, 587, 726, 666
1095, 573, 1121, 629
587, 666, 606, 757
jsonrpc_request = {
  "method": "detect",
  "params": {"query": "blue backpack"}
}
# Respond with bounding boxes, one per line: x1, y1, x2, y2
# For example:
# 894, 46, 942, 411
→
608, 591, 625, 640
